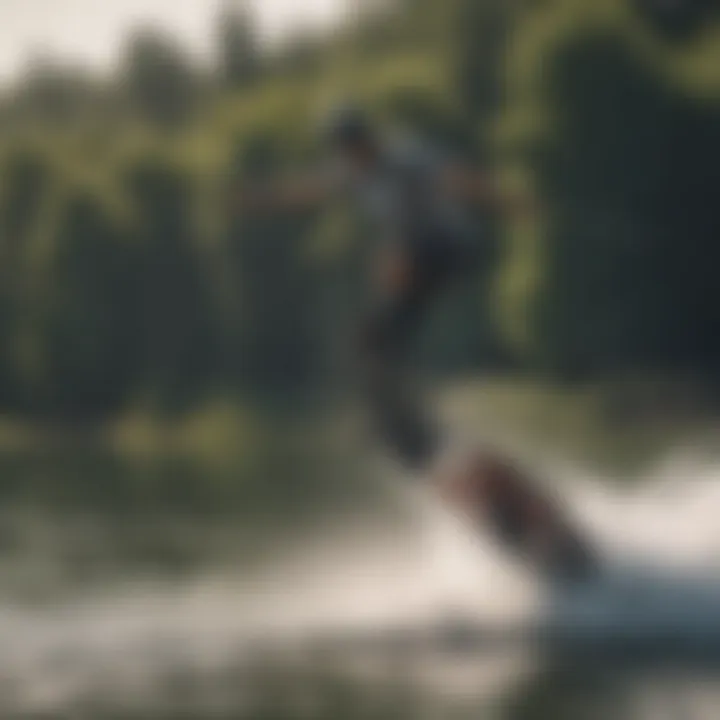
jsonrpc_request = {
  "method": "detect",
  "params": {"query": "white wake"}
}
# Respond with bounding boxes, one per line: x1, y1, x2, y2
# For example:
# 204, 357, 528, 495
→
3, 450, 720, 711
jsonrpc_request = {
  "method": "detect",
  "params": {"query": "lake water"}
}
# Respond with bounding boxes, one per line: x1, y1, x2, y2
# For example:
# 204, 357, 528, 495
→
1, 436, 720, 718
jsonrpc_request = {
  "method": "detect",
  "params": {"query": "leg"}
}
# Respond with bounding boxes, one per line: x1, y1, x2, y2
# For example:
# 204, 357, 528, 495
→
358, 245, 444, 471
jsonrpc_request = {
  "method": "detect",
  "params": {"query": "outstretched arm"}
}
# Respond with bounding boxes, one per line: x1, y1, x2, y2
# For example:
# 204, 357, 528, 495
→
442, 165, 535, 218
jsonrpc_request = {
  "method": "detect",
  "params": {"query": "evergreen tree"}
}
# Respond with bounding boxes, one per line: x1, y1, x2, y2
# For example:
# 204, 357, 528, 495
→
216, 0, 261, 90
119, 27, 197, 128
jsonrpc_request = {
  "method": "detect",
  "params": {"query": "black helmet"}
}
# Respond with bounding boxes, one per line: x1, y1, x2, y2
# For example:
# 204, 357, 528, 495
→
321, 104, 375, 148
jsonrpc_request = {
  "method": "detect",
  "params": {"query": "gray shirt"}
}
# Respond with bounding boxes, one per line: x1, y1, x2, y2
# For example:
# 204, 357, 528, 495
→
333, 135, 470, 246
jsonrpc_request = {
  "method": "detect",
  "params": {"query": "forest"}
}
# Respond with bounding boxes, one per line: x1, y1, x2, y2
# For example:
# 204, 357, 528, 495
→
0, 0, 718, 426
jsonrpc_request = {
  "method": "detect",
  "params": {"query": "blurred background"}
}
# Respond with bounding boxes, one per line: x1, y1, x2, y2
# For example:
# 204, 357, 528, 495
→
0, 0, 720, 716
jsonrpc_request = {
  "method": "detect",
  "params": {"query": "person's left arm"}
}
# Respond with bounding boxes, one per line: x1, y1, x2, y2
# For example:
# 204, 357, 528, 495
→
441, 165, 535, 218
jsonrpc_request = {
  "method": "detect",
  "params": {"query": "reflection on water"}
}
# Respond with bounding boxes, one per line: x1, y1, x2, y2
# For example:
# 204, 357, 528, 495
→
1, 446, 720, 717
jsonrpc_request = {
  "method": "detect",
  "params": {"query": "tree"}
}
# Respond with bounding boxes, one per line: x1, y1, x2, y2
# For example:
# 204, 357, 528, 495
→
121, 157, 216, 414
631, 0, 719, 41
216, 0, 261, 90
0, 149, 55, 410
119, 27, 198, 128
9, 54, 100, 127
17, 190, 141, 419
451, 0, 516, 135
498, 13, 720, 380
223, 132, 321, 405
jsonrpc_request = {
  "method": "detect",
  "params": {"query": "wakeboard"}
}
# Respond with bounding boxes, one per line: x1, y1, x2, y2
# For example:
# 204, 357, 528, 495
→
440, 449, 600, 584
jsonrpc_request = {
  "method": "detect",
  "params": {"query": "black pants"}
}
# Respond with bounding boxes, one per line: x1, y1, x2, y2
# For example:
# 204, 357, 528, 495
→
360, 233, 477, 471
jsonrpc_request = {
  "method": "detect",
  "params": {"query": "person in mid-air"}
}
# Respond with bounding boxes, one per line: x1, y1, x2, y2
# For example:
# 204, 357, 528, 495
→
239, 105, 518, 467
238, 105, 597, 581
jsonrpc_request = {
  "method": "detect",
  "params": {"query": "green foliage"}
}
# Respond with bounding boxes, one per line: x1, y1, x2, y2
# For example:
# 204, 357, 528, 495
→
21, 190, 140, 418
216, 0, 262, 90
119, 27, 199, 129
498, 1, 720, 379
119, 155, 216, 413
0, 0, 719, 426
0, 147, 58, 408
